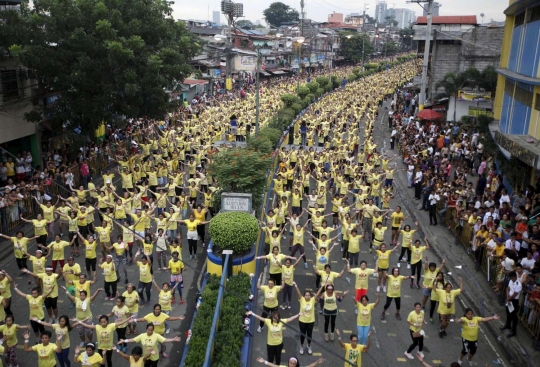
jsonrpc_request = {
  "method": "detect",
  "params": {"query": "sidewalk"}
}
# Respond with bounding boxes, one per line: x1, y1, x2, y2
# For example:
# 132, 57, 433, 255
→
378, 103, 539, 366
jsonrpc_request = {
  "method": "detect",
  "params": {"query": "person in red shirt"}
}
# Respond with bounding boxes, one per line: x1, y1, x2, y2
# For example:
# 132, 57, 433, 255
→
515, 218, 528, 241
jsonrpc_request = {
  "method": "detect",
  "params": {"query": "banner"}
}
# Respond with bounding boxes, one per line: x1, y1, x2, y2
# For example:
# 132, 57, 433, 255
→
468, 106, 493, 117
318, 54, 325, 61
310, 53, 317, 63
240, 56, 255, 66
458, 90, 491, 101
212, 69, 221, 77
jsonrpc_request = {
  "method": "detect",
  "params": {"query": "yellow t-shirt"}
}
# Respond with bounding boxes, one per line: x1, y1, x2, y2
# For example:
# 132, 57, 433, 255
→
0, 278, 11, 299
112, 242, 127, 256
129, 355, 144, 367
158, 290, 173, 311
387, 275, 405, 298
100, 262, 117, 282
133, 333, 165, 361
461, 316, 483, 341
47, 240, 70, 260
112, 305, 131, 328
38, 273, 59, 298
32, 219, 49, 236
52, 324, 70, 349
391, 212, 404, 227
356, 302, 375, 326
137, 261, 152, 283
299, 298, 315, 323
266, 253, 286, 274
318, 270, 339, 287
423, 268, 439, 288
410, 246, 427, 265
401, 229, 416, 248
96, 323, 117, 350
27, 295, 45, 320
95, 226, 112, 243
185, 219, 200, 231
84, 240, 98, 259
260, 285, 279, 308
281, 265, 295, 286
376, 250, 391, 269
0, 324, 18, 346
40, 204, 55, 221
75, 298, 93, 321
436, 289, 461, 315
344, 343, 364, 367
29, 255, 47, 274
122, 291, 139, 314
76, 352, 104, 366
348, 235, 361, 253
62, 263, 81, 285
168, 259, 183, 275
11, 236, 29, 259
351, 268, 374, 290
264, 318, 287, 346
74, 281, 91, 298
144, 312, 169, 335
32, 343, 58, 367
407, 310, 425, 332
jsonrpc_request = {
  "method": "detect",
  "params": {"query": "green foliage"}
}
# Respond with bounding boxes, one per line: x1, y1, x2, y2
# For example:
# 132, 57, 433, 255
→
340, 34, 373, 62
247, 135, 273, 154
364, 63, 379, 70
347, 74, 358, 83
183, 275, 220, 367
291, 102, 303, 115
297, 85, 310, 99
258, 127, 282, 147
315, 76, 329, 89
209, 212, 258, 253
0, 0, 200, 132
213, 273, 252, 367
263, 2, 299, 27
306, 81, 319, 93
305, 93, 316, 103
208, 148, 272, 213
480, 66, 498, 96
324, 82, 333, 93
280, 93, 297, 107
316, 87, 325, 97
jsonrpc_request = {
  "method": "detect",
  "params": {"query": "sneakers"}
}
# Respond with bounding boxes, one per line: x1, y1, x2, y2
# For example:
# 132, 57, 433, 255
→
194, 255, 198, 260
429, 318, 433, 324
280, 305, 286, 310
415, 284, 421, 289
287, 304, 291, 309
376, 286, 380, 292
417, 351, 424, 358
397, 263, 401, 268
404, 352, 414, 360
299, 347, 304, 355
380, 312, 386, 320
180, 299, 184, 305
257, 326, 262, 333
307, 346, 312, 355
407, 264, 411, 269
330, 332, 334, 341
383, 286, 387, 292
165, 328, 170, 334
396, 313, 401, 320
324, 333, 329, 341
304, 263, 308, 269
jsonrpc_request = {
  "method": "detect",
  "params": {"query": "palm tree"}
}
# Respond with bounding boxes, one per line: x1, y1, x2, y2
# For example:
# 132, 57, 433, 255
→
435, 68, 480, 121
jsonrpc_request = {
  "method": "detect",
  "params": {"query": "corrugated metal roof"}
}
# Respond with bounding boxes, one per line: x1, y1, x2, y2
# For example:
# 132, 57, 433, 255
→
416, 15, 477, 25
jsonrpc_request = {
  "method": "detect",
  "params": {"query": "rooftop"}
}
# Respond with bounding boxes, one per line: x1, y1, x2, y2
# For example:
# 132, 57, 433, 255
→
416, 15, 477, 25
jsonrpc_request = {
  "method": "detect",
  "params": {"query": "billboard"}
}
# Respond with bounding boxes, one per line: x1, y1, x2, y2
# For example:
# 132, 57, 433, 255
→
240, 56, 256, 66
458, 90, 491, 101
468, 106, 493, 118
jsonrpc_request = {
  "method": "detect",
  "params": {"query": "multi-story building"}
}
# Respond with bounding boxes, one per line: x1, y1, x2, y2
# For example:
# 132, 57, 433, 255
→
493, 0, 540, 179
328, 12, 344, 24
0, 0, 42, 162
386, 8, 416, 29
212, 10, 220, 25
345, 13, 365, 27
423, 2, 441, 17
375, 1, 388, 24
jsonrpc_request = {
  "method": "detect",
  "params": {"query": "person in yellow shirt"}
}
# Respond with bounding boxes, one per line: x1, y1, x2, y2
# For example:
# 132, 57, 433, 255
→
376, 243, 401, 292
0, 231, 39, 272
336, 328, 370, 367
409, 237, 430, 288
118, 323, 181, 364
34, 196, 58, 241
280, 257, 304, 309
176, 214, 209, 260
78, 314, 129, 366
454, 308, 500, 365
99, 255, 118, 300
319, 284, 349, 341
76, 232, 98, 278
29, 315, 74, 367
247, 310, 299, 366
293, 282, 324, 355
255, 356, 324, 367
46, 234, 76, 273
390, 206, 407, 246
73, 342, 105, 366
24, 266, 61, 323
122, 284, 140, 336
381, 267, 415, 321
421, 257, 446, 310
1, 314, 30, 366
256, 275, 284, 332
111, 345, 155, 366
152, 279, 180, 335
435, 277, 463, 338
61, 284, 103, 347
168, 251, 185, 305
404, 302, 427, 360
191, 204, 208, 247
20, 213, 54, 249
354, 293, 380, 345
23, 329, 63, 367
61, 256, 82, 307
14, 284, 54, 340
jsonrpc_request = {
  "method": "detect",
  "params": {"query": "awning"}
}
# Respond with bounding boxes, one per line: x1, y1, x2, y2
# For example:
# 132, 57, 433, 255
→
265, 57, 276, 60
259, 71, 271, 76
270, 70, 286, 75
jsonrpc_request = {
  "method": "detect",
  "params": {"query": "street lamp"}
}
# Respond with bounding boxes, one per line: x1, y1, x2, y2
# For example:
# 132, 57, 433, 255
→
292, 36, 305, 99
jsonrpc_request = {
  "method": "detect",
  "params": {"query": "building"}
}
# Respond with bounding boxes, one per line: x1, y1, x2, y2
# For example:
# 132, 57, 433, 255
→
386, 8, 416, 29
413, 16, 504, 103
345, 13, 365, 27
213, 10, 220, 25
328, 12, 343, 24
423, 2, 441, 17
375, 1, 388, 24
0, 0, 42, 163
492, 0, 540, 179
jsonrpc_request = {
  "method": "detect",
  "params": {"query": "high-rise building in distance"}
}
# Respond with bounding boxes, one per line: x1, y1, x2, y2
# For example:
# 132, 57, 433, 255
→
212, 10, 220, 25
375, 1, 388, 23
422, 2, 441, 16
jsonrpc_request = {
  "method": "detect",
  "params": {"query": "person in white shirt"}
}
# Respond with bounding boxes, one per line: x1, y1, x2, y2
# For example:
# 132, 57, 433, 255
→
428, 191, 440, 226
501, 271, 521, 337
482, 207, 499, 225
413, 171, 423, 200
520, 251, 536, 275
504, 233, 520, 256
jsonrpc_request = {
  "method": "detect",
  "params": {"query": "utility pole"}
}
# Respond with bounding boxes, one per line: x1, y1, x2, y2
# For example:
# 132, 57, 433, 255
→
220, 0, 243, 91
408, 0, 433, 111
300, 0, 305, 37
254, 49, 261, 136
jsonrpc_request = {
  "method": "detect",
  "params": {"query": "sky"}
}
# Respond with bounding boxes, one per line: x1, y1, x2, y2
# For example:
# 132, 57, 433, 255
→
172, 0, 509, 25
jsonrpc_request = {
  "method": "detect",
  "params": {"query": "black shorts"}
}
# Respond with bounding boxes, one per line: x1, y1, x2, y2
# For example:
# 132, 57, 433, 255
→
44, 297, 58, 309
332, 212, 339, 218
378, 268, 388, 273
461, 338, 477, 355
85, 257, 97, 272
391, 226, 399, 231
30, 319, 46, 333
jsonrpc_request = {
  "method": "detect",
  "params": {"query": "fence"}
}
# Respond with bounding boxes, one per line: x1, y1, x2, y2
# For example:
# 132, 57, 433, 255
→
435, 200, 540, 341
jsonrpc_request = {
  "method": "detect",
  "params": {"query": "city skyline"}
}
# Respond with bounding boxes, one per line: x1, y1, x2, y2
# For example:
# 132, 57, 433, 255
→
172, 0, 507, 25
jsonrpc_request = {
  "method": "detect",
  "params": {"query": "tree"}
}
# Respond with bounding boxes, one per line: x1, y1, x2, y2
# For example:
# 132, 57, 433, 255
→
480, 66, 498, 97
236, 19, 254, 29
340, 34, 374, 63
436, 69, 479, 121
263, 2, 299, 27
1, 0, 200, 133
364, 14, 376, 24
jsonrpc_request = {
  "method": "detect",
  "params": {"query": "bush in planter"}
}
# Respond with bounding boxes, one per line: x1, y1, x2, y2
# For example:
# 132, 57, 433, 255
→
213, 272, 251, 367
315, 76, 329, 89
258, 127, 282, 148
307, 81, 319, 93
316, 87, 324, 97
297, 85, 310, 99
364, 62, 378, 70
291, 102, 303, 115
305, 93, 315, 104
280, 94, 297, 107
209, 212, 259, 253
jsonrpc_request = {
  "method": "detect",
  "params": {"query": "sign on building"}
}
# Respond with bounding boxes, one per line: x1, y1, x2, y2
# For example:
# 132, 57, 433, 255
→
221, 193, 252, 213
468, 106, 493, 118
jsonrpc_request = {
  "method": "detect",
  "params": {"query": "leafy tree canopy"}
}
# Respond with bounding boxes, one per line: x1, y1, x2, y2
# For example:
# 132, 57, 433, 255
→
263, 2, 299, 27
340, 34, 374, 63
236, 19, 254, 28
0, 0, 200, 132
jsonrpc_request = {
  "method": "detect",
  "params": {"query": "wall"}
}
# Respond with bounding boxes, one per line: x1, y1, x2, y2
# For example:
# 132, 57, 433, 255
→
447, 96, 494, 122
328, 12, 344, 23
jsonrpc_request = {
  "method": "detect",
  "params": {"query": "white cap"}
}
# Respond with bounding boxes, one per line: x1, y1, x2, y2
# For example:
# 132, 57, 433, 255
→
106, 180, 111, 184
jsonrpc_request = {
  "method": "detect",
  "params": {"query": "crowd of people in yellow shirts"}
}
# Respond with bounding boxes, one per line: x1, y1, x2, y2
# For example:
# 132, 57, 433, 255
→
250, 59, 502, 367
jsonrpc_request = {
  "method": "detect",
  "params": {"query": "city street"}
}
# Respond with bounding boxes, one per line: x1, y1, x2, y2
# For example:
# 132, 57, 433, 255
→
249, 99, 512, 367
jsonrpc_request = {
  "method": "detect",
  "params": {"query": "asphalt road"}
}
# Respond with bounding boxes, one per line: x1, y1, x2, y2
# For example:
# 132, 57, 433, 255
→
249, 99, 510, 367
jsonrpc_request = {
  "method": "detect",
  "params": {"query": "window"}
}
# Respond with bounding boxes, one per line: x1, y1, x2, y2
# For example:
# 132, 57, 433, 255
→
528, 5, 540, 23
0, 70, 19, 103
514, 85, 533, 107
504, 80, 515, 96
515, 12, 525, 27
535, 93, 540, 111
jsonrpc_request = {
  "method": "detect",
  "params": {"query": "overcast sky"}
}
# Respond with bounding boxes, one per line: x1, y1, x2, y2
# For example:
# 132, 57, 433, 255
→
172, 0, 509, 25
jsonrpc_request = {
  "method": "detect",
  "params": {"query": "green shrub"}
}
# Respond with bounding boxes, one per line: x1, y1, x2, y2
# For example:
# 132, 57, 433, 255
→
347, 74, 357, 83
315, 76, 329, 88
213, 273, 251, 367
297, 85, 310, 99
246, 135, 273, 154
258, 127, 282, 148
364, 62, 378, 70
184, 275, 220, 367
209, 212, 259, 253
324, 82, 332, 93
352, 68, 360, 76
316, 87, 324, 96
307, 81, 319, 93
280, 94, 297, 107
291, 102, 303, 115
305, 93, 315, 103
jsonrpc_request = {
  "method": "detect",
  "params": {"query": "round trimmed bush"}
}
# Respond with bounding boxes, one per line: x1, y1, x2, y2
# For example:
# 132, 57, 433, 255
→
209, 212, 258, 253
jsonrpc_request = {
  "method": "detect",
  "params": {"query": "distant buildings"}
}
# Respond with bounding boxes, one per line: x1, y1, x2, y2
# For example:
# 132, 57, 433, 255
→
422, 2, 441, 17
212, 10, 220, 25
375, 1, 388, 24
386, 8, 416, 29
328, 12, 344, 23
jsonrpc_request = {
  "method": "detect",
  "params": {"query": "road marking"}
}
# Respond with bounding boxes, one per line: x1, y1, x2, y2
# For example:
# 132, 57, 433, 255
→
343, 330, 352, 333
331, 260, 338, 263
339, 309, 346, 313
313, 353, 323, 356
305, 288, 313, 291
433, 361, 442, 364
57, 300, 64, 303
306, 273, 313, 276
403, 295, 411, 298
396, 358, 407, 362
380, 320, 387, 323
388, 333, 396, 337
282, 349, 286, 353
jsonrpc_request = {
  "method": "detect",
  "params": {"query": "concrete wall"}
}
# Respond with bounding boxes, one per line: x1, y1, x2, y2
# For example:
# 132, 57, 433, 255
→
447, 96, 494, 122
